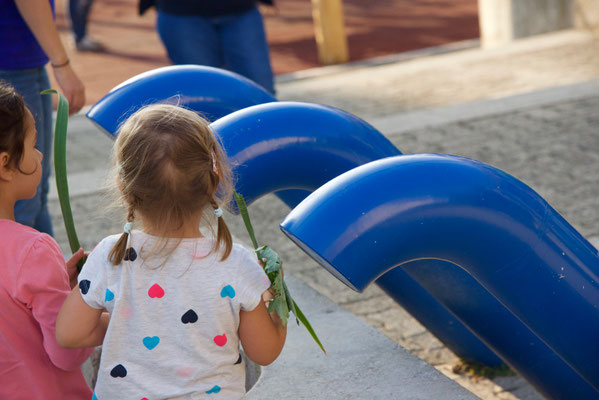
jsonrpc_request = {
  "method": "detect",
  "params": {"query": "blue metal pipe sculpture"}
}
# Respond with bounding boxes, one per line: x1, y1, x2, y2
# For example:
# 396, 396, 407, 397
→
280, 154, 599, 398
212, 101, 502, 366
86, 65, 276, 138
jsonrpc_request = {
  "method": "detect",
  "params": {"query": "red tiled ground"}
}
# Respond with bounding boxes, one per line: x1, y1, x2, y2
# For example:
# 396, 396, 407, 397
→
52, 0, 479, 105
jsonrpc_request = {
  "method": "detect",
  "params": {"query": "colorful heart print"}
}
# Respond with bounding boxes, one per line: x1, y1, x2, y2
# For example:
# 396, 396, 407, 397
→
206, 385, 221, 394
79, 280, 91, 295
105, 289, 114, 302
143, 336, 160, 350
220, 285, 236, 299
92, 393, 98, 400
181, 309, 198, 324
148, 283, 165, 298
110, 364, 127, 378
214, 334, 227, 347
124, 247, 137, 261
234, 354, 242, 365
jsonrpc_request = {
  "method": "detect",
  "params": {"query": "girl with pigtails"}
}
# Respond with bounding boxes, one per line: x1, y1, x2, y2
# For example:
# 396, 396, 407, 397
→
56, 104, 287, 400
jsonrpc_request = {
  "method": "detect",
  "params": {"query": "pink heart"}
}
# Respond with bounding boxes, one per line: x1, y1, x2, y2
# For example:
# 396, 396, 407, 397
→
214, 334, 227, 347
148, 283, 165, 298
141, 398, 149, 400
176, 367, 194, 378
120, 306, 133, 320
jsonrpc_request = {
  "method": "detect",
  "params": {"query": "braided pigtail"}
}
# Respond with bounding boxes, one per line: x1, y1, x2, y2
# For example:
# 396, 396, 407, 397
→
211, 198, 232, 261
109, 207, 135, 265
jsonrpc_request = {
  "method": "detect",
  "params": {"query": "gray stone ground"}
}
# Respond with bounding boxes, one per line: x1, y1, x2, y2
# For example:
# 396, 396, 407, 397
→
49, 29, 599, 399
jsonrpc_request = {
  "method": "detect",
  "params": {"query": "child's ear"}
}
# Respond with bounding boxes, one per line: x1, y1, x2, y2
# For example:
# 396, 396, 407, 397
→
0, 152, 14, 181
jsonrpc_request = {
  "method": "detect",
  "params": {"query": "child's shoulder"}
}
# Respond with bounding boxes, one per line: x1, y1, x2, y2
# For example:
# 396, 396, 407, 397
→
0, 219, 60, 255
229, 242, 257, 261
92, 234, 123, 252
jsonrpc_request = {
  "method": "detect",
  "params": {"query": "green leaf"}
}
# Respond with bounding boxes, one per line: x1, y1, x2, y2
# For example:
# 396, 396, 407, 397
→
233, 192, 326, 354
41, 89, 85, 270
233, 192, 258, 249
292, 300, 326, 355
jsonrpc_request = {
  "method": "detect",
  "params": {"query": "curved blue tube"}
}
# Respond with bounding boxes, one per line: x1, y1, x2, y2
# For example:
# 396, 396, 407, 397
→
212, 101, 402, 208
86, 65, 276, 137
213, 102, 502, 365
388, 260, 599, 399
280, 154, 599, 396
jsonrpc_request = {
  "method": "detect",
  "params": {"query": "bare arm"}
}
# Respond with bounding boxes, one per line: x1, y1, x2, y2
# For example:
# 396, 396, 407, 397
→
238, 290, 287, 366
14, 0, 85, 114
56, 286, 110, 348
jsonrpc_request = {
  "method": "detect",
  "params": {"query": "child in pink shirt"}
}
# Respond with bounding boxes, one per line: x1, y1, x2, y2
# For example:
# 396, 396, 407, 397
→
0, 81, 100, 399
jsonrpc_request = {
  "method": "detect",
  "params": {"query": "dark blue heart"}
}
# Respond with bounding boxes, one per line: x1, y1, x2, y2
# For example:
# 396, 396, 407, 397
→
110, 364, 127, 378
79, 280, 91, 295
181, 309, 198, 324
124, 247, 137, 261
234, 354, 242, 365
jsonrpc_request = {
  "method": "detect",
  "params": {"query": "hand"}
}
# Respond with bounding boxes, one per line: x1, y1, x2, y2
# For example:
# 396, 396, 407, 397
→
66, 248, 86, 289
52, 65, 86, 115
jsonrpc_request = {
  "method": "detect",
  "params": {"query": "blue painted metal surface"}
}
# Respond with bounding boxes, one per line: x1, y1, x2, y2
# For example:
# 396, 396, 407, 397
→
86, 65, 275, 137
212, 101, 400, 207
280, 154, 599, 398
213, 101, 502, 366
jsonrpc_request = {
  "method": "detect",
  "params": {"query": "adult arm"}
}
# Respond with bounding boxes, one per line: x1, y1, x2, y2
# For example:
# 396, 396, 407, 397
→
14, 0, 85, 114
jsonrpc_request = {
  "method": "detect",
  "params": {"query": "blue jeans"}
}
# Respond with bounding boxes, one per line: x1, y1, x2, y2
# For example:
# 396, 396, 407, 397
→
69, 0, 94, 42
0, 67, 54, 235
157, 6, 275, 95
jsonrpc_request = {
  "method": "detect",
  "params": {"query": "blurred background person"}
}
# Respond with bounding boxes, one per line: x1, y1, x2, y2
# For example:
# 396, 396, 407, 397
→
68, 0, 104, 52
0, 0, 85, 235
140, 0, 276, 95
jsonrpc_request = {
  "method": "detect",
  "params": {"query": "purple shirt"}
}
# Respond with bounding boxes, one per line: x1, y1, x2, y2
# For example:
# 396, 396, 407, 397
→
0, 0, 54, 70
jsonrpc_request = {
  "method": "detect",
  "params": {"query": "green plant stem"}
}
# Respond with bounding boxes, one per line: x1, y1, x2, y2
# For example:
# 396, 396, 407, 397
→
41, 89, 85, 270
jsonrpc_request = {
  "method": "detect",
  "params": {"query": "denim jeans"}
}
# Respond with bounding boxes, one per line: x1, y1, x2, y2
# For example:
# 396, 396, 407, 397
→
157, 6, 275, 95
0, 67, 54, 235
69, 0, 94, 42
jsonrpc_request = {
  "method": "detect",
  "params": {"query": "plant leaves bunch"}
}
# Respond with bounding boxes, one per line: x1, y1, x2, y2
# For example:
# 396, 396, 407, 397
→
234, 193, 325, 354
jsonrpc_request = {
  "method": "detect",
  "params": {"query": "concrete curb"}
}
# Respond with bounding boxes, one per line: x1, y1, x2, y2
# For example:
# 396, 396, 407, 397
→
245, 275, 480, 400
372, 79, 599, 135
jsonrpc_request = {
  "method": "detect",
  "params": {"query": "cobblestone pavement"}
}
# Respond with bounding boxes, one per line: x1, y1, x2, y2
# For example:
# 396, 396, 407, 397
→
49, 29, 599, 400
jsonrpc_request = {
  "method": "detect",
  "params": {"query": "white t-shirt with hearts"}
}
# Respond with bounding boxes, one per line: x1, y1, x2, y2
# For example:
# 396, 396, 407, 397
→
78, 231, 270, 400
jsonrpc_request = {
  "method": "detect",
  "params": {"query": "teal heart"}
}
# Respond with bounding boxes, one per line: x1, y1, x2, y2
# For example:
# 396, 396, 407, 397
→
92, 393, 98, 400
220, 285, 236, 299
143, 336, 160, 350
206, 385, 221, 394
105, 289, 114, 302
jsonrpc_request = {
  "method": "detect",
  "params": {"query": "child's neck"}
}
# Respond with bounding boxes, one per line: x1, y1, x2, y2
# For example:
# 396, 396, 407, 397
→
142, 216, 205, 239
0, 192, 16, 221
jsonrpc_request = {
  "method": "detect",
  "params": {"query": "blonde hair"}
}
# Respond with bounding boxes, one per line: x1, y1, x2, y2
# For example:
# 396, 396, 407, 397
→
108, 104, 234, 265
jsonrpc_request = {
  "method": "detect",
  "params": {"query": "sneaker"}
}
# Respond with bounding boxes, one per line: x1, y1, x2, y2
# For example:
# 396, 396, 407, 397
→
75, 36, 105, 52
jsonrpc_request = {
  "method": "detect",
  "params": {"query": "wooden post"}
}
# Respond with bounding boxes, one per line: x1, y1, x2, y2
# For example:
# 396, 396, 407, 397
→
312, 0, 349, 65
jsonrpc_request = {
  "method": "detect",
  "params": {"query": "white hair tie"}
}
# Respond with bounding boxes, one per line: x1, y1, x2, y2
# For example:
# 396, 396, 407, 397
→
124, 222, 132, 234
213, 208, 223, 218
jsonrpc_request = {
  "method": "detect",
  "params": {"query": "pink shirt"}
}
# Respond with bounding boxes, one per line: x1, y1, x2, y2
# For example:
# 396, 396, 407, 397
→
0, 220, 93, 400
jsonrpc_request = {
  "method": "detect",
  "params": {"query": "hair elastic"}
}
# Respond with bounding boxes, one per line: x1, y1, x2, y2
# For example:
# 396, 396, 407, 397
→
124, 222, 132, 234
213, 208, 223, 218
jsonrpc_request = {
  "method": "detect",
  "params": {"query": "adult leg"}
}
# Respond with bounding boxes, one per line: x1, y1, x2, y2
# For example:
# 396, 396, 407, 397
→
220, 6, 275, 94
69, 0, 94, 43
156, 12, 223, 67
0, 67, 53, 235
